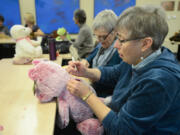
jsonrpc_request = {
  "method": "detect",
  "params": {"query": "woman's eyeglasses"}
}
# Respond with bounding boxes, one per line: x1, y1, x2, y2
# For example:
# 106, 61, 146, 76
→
94, 29, 114, 41
116, 36, 147, 44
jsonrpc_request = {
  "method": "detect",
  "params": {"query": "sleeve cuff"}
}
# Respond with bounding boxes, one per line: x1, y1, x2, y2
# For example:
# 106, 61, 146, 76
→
102, 110, 116, 129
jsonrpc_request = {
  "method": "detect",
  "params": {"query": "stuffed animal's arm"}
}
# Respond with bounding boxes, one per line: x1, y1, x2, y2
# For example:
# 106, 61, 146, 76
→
77, 118, 104, 135
99, 96, 112, 106
57, 97, 70, 129
31, 39, 41, 47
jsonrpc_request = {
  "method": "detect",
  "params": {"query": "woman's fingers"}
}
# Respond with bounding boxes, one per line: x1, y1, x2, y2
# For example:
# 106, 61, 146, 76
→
67, 79, 81, 96
67, 79, 90, 97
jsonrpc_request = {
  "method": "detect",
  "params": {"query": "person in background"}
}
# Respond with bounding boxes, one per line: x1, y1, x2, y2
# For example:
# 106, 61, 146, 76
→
0, 14, 10, 36
72, 9, 94, 58
66, 5, 180, 135
55, 27, 72, 54
81, 9, 121, 68
24, 12, 44, 39
0, 14, 10, 59
56, 27, 71, 41
80, 9, 122, 97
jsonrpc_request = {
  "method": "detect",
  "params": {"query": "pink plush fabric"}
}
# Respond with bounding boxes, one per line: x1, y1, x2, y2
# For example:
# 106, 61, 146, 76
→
77, 118, 104, 135
28, 60, 104, 135
29, 60, 70, 102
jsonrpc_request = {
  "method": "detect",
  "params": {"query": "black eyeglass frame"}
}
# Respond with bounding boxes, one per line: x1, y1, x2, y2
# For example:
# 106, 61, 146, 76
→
116, 36, 147, 44
94, 28, 114, 41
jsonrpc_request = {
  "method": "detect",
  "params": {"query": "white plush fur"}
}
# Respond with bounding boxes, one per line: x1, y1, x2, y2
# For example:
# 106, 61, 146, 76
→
10, 25, 42, 64
104, 96, 112, 106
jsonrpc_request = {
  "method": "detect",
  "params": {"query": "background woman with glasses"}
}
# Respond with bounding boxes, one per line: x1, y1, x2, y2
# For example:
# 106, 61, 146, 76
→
81, 9, 122, 69
80, 9, 122, 97
66, 5, 180, 135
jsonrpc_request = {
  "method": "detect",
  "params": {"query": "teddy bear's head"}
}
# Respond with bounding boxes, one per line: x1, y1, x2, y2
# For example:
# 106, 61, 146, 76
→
28, 60, 71, 102
10, 25, 32, 39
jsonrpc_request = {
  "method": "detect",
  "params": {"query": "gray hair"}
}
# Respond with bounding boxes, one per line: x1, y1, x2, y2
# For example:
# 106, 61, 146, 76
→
116, 5, 169, 50
92, 9, 118, 32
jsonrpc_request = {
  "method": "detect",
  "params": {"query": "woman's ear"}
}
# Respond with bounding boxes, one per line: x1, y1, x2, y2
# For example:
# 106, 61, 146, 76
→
141, 37, 153, 52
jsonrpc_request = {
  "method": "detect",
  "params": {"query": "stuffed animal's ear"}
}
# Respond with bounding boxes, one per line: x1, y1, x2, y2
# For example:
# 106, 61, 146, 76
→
32, 60, 41, 65
28, 68, 37, 80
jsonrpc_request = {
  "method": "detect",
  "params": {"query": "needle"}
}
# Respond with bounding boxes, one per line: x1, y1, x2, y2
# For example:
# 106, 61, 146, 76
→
72, 56, 77, 71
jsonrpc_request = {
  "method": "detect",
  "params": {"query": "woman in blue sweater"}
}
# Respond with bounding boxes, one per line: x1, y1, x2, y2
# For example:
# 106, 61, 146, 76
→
80, 9, 122, 68
80, 10, 122, 97
66, 5, 180, 135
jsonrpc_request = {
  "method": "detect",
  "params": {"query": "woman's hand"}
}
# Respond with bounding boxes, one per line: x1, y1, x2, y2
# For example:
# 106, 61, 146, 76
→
67, 79, 91, 99
67, 78, 111, 122
66, 61, 88, 77
81, 59, 90, 68
66, 61, 101, 82
34, 29, 44, 37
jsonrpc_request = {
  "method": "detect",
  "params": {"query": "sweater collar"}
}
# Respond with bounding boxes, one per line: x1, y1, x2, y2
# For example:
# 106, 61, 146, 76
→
132, 48, 161, 70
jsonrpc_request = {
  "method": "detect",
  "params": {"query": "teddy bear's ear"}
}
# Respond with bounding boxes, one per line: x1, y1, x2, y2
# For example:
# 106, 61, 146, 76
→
32, 60, 41, 65
28, 68, 37, 80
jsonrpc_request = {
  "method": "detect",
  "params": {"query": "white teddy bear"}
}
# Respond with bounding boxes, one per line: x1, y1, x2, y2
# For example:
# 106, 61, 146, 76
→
10, 25, 43, 64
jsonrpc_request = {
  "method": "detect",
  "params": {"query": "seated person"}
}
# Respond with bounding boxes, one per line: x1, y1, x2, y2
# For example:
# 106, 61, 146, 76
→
81, 10, 122, 68
55, 27, 72, 54
0, 14, 10, 37
56, 27, 71, 41
24, 12, 44, 39
80, 10, 122, 97
66, 5, 180, 135
72, 9, 94, 58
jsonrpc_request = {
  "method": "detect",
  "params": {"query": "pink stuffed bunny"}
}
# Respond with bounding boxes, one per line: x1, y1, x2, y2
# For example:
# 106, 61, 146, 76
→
28, 60, 104, 135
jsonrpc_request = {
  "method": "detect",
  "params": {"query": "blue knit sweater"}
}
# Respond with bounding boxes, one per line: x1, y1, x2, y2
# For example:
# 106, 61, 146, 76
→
98, 47, 180, 135
86, 43, 122, 97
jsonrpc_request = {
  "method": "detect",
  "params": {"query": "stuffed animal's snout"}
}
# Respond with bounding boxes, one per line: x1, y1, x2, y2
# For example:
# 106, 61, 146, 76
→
28, 68, 38, 80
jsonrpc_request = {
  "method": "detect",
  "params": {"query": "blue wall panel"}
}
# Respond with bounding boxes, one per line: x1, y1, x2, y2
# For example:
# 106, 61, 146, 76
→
35, 0, 79, 34
0, 0, 21, 30
94, 0, 136, 17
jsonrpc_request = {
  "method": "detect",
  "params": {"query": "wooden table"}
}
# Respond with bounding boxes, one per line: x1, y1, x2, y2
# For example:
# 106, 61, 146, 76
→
59, 53, 72, 60
0, 38, 15, 44
0, 55, 62, 135
42, 54, 63, 65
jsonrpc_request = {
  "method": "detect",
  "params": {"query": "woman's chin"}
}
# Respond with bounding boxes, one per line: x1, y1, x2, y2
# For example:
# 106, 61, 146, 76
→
119, 55, 128, 64
119, 54, 123, 58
